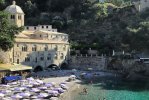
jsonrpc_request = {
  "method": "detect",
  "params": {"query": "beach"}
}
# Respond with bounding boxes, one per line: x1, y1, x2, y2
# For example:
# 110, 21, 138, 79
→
42, 76, 82, 100
32, 70, 83, 100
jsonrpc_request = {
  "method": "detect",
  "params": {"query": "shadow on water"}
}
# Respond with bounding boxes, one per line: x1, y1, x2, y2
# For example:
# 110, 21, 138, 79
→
31, 69, 149, 92
80, 76, 149, 92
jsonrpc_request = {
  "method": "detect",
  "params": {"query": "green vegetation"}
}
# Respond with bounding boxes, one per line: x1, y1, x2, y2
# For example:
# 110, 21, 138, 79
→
0, 0, 149, 55
0, 11, 23, 51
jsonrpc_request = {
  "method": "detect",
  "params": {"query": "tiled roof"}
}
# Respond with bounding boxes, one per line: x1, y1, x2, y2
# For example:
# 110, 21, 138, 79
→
35, 30, 67, 35
5, 1, 24, 14
15, 38, 69, 44
15, 33, 28, 38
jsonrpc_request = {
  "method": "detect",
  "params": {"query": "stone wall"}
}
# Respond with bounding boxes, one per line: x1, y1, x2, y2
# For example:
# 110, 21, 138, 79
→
0, 49, 13, 64
69, 55, 107, 70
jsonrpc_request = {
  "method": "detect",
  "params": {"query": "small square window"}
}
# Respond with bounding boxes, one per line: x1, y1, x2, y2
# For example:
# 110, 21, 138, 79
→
40, 57, 44, 61
46, 26, 48, 28
34, 27, 36, 30
11, 15, 15, 19
42, 26, 44, 28
18, 15, 21, 20
35, 57, 37, 62
47, 57, 51, 60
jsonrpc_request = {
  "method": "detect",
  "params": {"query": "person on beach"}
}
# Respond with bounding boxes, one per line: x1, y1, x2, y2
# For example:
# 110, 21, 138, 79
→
83, 88, 88, 94
90, 80, 93, 84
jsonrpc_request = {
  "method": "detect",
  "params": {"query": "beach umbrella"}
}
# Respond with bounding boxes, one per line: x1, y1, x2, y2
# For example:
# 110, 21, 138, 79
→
14, 87, 26, 91
52, 91, 59, 96
53, 88, 65, 93
36, 79, 44, 84
27, 77, 34, 81
31, 96, 38, 99
45, 90, 59, 96
19, 92, 31, 97
60, 84, 68, 90
50, 97, 59, 100
38, 86, 47, 90
19, 80, 27, 82
1, 90, 11, 94
51, 82, 56, 85
35, 82, 40, 85
2, 97, 12, 100
0, 93, 5, 97
48, 90, 59, 96
32, 82, 40, 86
11, 94, 23, 99
38, 93, 49, 98
45, 83, 53, 87
1, 84, 10, 87
10, 82, 17, 85
47, 82, 56, 86
26, 84, 33, 88
19, 80, 27, 83
45, 90, 52, 93
30, 88, 40, 92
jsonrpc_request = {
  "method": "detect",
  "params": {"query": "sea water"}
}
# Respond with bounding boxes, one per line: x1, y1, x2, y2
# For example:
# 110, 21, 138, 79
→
72, 78, 149, 100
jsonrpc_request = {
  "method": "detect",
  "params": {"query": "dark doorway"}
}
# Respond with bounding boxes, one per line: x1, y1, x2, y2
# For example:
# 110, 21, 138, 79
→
34, 66, 43, 72
61, 63, 69, 69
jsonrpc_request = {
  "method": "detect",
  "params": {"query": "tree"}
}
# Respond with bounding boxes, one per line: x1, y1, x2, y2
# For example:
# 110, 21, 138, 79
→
24, 0, 38, 17
0, 11, 23, 51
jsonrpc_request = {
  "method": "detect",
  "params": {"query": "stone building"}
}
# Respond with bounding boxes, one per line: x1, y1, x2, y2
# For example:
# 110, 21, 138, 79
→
132, 0, 149, 12
0, 1, 69, 72
69, 55, 106, 70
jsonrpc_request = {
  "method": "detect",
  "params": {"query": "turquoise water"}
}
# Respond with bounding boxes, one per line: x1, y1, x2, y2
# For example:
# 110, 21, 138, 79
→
72, 80, 149, 100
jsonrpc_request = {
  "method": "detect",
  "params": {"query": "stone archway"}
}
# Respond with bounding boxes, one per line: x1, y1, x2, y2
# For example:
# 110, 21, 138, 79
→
61, 62, 69, 70
33, 66, 43, 72
48, 64, 59, 70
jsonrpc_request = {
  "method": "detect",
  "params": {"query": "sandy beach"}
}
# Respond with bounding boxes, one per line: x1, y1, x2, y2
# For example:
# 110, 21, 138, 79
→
42, 76, 82, 100
59, 79, 82, 100
32, 70, 83, 100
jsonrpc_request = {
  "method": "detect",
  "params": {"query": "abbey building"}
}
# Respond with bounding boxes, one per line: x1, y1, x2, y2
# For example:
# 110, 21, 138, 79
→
0, 1, 69, 71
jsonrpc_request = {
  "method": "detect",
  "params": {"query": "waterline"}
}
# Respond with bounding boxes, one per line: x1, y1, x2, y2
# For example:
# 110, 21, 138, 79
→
72, 83, 149, 100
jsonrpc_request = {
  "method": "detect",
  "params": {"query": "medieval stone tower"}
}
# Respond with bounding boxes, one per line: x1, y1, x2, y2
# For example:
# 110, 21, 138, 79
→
5, 1, 24, 27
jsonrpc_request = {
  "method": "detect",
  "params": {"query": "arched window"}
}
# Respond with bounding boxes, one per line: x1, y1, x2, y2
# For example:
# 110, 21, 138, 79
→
22, 45, 27, 52
25, 57, 30, 62
35, 57, 37, 62
40, 57, 44, 61
11, 15, 15, 19
17, 59, 19, 64
32, 45, 37, 51
44, 45, 48, 51
54, 45, 58, 50
60, 53, 64, 59
18, 15, 21, 20
63, 45, 66, 50
47, 54, 51, 60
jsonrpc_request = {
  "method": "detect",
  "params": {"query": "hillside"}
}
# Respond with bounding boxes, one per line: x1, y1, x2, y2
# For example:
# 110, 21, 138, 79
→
0, 0, 149, 55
